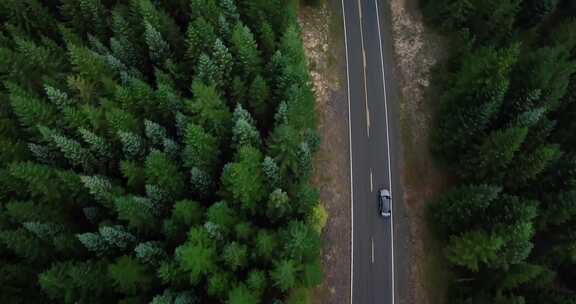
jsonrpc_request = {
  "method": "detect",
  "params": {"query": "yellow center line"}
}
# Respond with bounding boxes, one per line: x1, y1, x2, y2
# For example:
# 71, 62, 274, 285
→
358, 0, 370, 137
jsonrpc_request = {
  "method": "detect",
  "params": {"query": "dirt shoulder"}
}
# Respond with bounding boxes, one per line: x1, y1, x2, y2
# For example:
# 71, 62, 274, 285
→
388, 0, 451, 303
298, 1, 351, 303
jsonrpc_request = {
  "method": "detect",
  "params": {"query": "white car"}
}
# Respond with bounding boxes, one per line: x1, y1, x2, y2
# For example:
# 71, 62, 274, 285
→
379, 189, 391, 217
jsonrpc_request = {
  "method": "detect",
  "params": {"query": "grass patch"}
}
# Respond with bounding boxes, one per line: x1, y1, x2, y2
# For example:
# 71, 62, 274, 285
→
422, 209, 452, 304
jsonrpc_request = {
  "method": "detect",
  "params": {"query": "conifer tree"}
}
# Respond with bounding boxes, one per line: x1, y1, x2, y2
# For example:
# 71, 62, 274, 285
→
220, 146, 265, 213
187, 80, 232, 139
231, 23, 261, 78
182, 123, 220, 174
444, 230, 504, 272
270, 259, 299, 292
39, 260, 111, 304
108, 255, 152, 295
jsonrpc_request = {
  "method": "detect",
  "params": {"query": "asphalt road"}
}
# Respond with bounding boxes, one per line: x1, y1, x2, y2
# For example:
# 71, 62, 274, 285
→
342, 0, 401, 303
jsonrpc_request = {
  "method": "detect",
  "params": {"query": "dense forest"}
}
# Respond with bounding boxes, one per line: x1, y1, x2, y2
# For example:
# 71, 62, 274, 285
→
422, 0, 576, 303
0, 0, 325, 303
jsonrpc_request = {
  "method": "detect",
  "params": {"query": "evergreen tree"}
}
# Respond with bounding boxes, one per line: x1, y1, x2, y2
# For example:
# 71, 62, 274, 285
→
460, 126, 528, 182
223, 241, 248, 271
445, 230, 504, 272
220, 146, 265, 213
212, 38, 233, 87
182, 123, 220, 175
118, 131, 145, 160
232, 104, 261, 149
227, 284, 260, 304
255, 229, 278, 262
144, 21, 171, 64
249, 74, 271, 124
115, 196, 158, 232
185, 17, 217, 62
99, 225, 136, 250
187, 80, 232, 139
270, 259, 299, 292
39, 260, 110, 304
434, 46, 520, 158
432, 184, 502, 235
108, 255, 153, 295
231, 23, 261, 78
262, 156, 281, 189
77, 232, 110, 256
281, 220, 321, 262
145, 150, 185, 199
175, 227, 217, 284
267, 188, 291, 221
207, 271, 234, 299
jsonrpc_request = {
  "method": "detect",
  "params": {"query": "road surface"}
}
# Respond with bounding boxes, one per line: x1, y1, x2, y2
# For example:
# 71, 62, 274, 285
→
342, 0, 401, 303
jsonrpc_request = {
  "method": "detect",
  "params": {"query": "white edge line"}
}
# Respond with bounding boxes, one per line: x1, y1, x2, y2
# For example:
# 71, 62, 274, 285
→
374, 1, 395, 304
340, 1, 354, 303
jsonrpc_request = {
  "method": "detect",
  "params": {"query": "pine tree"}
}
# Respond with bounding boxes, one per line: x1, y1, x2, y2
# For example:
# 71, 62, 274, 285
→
108, 255, 152, 295
79, 128, 113, 159
282, 220, 321, 262
247, 269, 267, 295
232, 104, 261, 149
302, 258, 323, 288
120, 160, 146, 191
39, 260, 110, 304
212, 38, 233, 86
270, 259, 299, 292
171, 199, 204, 227
134, 241, 167, 266
267, 188, 291, 221
255, 229, 278, 261
52, 132, 96, 171
144, 21, 171, 64
9, 161, 61, 201
267, 123, 301, 181
77, 232, 110, 255
220, 146, 265, 213
206, 201, 236, 236
80, 175, 116, 207
175, 227, 217, 284
187, 80, 232, 139
185, 17, 217, 62
190, 167, 212, 199
444, 230, 504, 272
461, 126, 528, 182
259, 21, 277, 59
434, 45, 520, 158
7, 83, 57, 129
99, 225, 136, 250
540, 191, 576, 228
231, 23, 261, 78
223, 241, 248, 271
235, 221, 254, 241
432, 184, 502, 235
207, 271, 234, 299
196, 53, 218, 86
144, 120, 168, 147
145, 150, 185, 199
115, 196, 157, 232
506, 144, 562, 187
118, 131, 145, 160
249, 74, 271, 124
262, 156, 281, 189
0, 228, 46, 262
227, 284, 260, 304
182, 123, 220, 174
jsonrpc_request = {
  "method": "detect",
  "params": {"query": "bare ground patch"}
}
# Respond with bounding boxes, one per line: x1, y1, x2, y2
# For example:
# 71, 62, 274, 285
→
388, 0, 452, 304
299, 1, 351, 303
